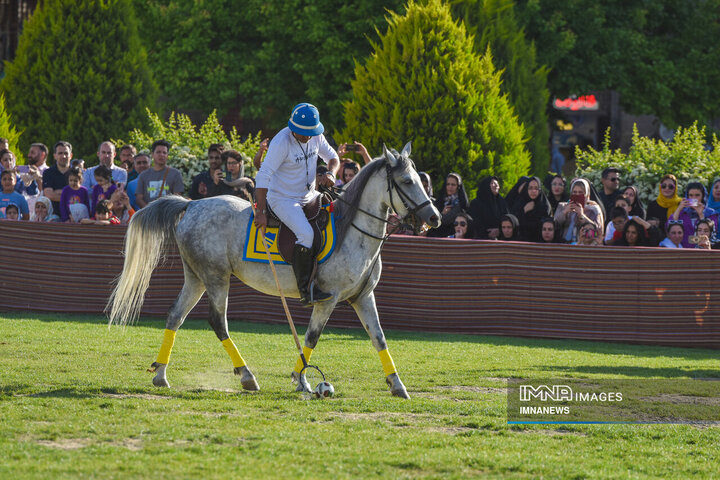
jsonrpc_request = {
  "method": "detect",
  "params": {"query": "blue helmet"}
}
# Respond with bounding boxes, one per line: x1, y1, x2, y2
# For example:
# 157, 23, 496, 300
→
288, 103, 324, 136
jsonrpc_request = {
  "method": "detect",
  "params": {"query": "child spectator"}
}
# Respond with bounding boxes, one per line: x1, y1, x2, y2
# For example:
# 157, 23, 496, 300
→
604, 196, 632, 243
621, 186, 646, 219
498, 214, 521, 241
0, 170, 30, 220
3, 203, 20, 220
90, 165, 118, 216
468, 176, 509, 240
31, 196, 60, 222
660, 223, 685, 248
80, 199, 121, 225
59, 167, 90, 223
110, 189, 135, 224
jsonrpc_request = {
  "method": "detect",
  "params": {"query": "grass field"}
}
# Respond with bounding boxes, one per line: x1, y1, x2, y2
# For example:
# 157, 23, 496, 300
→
0, 312, 718, 479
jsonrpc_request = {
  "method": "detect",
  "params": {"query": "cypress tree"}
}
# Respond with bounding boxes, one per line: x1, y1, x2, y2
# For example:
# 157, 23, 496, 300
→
0, 0, 156, 161
452, 0, 550, 176
0, 93, 24, 162
343, 0, 530, 194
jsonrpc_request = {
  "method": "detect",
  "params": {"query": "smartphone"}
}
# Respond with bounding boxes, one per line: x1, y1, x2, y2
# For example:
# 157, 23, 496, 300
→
570, 193, 586, 205
688, 198, 698, 207
689, 235, 700, 244
345, 144, 359, 152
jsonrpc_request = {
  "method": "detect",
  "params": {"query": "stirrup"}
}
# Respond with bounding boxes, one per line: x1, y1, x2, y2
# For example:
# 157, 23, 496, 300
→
303, 280, 332, 306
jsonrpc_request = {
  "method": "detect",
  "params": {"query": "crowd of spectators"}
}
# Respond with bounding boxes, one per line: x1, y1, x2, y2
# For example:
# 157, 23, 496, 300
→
1, 135, 718, 251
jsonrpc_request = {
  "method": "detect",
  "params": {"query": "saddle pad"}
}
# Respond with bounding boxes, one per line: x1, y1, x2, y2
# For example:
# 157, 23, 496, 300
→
243, 206, 336, 265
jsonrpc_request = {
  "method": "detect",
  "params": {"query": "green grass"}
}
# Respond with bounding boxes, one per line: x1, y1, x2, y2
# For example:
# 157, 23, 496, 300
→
0, 312, 718, 479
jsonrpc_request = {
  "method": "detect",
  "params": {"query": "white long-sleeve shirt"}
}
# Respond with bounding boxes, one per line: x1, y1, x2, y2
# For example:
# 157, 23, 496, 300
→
255, 127, 337, 203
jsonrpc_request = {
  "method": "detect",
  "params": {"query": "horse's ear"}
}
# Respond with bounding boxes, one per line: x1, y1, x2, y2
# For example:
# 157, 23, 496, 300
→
383, 144, 398, 168
401, 141, 411, 158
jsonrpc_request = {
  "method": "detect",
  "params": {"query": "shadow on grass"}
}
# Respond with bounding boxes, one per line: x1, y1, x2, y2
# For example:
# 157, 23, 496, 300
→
549, 365, 720, 379
5, 310, 719, 362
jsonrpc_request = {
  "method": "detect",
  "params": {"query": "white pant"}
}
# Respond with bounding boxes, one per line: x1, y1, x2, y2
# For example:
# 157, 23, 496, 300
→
267, 191, 319, 248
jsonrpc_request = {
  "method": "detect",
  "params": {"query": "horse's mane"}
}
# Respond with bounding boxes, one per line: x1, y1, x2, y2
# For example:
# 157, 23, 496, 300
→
334, 152, 409, 249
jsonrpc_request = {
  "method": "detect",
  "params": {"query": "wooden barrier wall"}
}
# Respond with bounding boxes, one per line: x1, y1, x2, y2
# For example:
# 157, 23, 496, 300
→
0, 222, 718, 348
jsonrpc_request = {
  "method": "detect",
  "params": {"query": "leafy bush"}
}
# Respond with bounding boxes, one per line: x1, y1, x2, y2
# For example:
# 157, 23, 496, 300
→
1, 0, 156, 160
342, 0, 530, 196
575, 123, 720, 203
0, 93, 25, 164
115, 109, 263, 190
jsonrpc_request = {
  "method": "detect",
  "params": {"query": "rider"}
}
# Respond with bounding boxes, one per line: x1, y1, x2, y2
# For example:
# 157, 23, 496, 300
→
254, 103, 340, 305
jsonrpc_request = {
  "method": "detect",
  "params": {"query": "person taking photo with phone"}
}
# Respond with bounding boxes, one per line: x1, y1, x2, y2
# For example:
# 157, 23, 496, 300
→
553, 178, 604, 243
667, 181, 719, 248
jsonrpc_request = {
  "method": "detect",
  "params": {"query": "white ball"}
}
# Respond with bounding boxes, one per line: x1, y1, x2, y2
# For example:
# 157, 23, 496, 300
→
314, 381, 335, 398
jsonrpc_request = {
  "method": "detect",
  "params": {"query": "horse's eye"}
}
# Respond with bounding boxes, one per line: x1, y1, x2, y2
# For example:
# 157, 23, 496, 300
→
403, 178, 413, 185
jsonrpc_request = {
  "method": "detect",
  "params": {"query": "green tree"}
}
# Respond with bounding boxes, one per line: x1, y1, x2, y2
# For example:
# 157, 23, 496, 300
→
343, 0, 530, 194
0, 93, 25, 164
1, 0, 157, 160
452, 0, 549, 176
516, 0, 720, 129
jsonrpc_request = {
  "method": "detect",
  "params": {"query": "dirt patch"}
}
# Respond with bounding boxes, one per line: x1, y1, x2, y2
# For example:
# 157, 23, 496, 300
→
640, 394, 720, 406
425, 426, 476, 434
435, 385, 506, 394
36, 438, 91, 450
177, 410, 242, 418
101, 393, 171, 401
109, 438, 143, 451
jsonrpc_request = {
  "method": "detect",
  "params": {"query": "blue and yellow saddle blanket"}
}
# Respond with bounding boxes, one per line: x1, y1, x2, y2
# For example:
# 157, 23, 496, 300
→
243, 205, 336, 265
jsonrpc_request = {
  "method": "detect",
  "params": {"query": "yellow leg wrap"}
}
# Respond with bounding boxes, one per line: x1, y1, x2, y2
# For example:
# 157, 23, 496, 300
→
221, 338, 247, 368
293, 346, 314, 374
379, 349, 397, 376
156, 329, 176, 365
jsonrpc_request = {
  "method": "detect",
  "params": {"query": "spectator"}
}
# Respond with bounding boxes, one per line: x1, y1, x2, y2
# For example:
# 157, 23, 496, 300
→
468, 176, 508, 240
603, 196, 632, 243
418, 172, 434, 201
253, 137, 270, 171
127, 153, 150, 210
429, 173, 469, 238
659, 223, 685, 248
621, 186, 646, 219
3, 203, 20, 221
42, 141, 73, 214
1, 150, 40, 201
80, 199, 121, 225
338, 141, 372, 165
511, 176, 552, 242
119, 144, 137, 179
336, 161, 360, 188
0, 138, 8, 151
90, 165, 118, 216
646, 174, 681, 232
71, 158, 85, 171
448, 212, 473, 239
615, 219, 650, 247
190, 144, 224, 200
25, 142, 50, 174
136, 139, 184, 208
59, 167, 90, 223
554, 178, 604, 243
0, 170, 30, 220
109, 189, 135, 224
691, 219, 716, 250
498, 214, 521, 241
597, 167, 621, 218
31, 196, 60, 222
83, 141, 128, 190
667, 181, 719, 248
544, 173, 568, 215
505, 176, 531, 210
573, 222, 602, 246
218, 150, 254, 201
707, 178, 720, 216
538, 218, 560, 244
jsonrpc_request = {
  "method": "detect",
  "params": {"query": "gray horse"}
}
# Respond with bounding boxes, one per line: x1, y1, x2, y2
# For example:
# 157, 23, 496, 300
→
107, 143, 440, 398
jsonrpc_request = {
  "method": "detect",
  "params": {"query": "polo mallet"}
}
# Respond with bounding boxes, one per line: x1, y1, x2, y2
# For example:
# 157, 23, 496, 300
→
253, 208, 329, 395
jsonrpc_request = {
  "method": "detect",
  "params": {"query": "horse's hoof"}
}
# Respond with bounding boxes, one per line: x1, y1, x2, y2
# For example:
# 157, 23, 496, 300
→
152, 375, 170, 388
291, 370, 312, 393
235, 366, 260, 391
151, 363, 169, 387
386, 373, 410, 399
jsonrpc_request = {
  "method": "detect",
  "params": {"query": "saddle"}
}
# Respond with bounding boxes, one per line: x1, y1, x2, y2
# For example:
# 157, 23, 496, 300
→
266, 194, 331, 264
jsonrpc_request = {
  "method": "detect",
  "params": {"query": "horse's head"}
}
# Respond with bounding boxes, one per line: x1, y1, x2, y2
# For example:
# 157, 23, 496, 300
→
382, 142, 441, 232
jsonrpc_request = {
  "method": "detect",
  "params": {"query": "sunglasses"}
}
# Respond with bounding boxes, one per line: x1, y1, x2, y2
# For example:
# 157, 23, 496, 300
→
668, 219, 683, 225
454, 221, 467, 227
661, 183, 675, 189
608, 177, 620, 182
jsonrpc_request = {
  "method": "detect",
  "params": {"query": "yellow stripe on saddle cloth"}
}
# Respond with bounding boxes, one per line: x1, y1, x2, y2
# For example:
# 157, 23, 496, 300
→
243, 206, 336, 265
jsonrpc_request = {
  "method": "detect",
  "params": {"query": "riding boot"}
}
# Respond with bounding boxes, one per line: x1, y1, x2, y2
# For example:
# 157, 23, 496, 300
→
293, 244, 332, 306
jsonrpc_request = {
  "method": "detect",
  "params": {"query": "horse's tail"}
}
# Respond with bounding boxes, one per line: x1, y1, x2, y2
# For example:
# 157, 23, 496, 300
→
106, 196, 190, 327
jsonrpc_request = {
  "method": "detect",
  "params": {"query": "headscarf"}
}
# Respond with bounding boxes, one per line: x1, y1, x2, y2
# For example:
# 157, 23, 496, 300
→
706, 178, 720, 215
472, 176, 508, 221
621, 185, 646, 219
513, 176, 552, 218
433, 172, 469, 212
418, 172, 434, 199
499, 214, 520, 241
505, 176, 531, 210
683, 181, 714, 218
655, 174, 682, 213
538, 217, 560, 243
31, 196, 59, 222
543, 173, 568, 213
